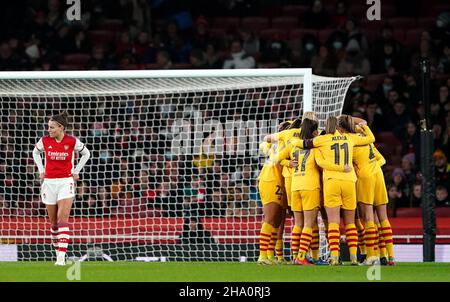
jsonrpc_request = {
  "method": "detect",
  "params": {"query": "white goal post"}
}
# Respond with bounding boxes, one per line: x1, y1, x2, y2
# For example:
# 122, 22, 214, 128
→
0, 68, 357, 261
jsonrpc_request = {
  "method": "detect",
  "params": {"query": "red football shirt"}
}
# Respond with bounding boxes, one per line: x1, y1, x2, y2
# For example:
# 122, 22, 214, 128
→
35, 134, 85, 178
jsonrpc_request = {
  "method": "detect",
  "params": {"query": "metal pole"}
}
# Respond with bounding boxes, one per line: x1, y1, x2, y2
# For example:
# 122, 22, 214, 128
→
420, 58, 436, 262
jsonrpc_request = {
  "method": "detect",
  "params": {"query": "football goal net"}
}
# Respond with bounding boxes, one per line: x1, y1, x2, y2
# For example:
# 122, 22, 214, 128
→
0, 69, 357, 261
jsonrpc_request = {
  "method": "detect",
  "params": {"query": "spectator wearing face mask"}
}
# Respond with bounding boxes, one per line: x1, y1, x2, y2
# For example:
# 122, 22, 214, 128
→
223, 39, 255, 69
336, 39, 370, 76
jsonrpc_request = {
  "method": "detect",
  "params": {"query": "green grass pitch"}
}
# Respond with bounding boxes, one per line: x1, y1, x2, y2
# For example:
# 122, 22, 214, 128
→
1, 262, 450, 282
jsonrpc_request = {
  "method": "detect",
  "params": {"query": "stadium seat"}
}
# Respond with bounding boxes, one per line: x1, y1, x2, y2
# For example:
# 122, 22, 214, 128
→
389, 17, 417, 29
289, 29, 318, 40
97, 19, 124, 31
271, 17, 298, 30
349, 5, 366, 17
241, 17, 270, 33
259, 28, 288, 41
281, 5, 308, 17
381, 5, 396, 18
172, 63, 192, 69
362, 28, 378, 43
404, 29, 423, 47
211, 17, 240, 30
396, 207, 422, 217
428, 5, 450, 17
393, 29, 406, 44
63, 54, 91, 66
376, 131, 402, 146
417, 17, 436, 29
258, 62, 280, 68
88, 30, 116, 46
359, 19, 384, 32
436, 207, 450, 218
318, 29, 334, 44
208, 28, 226, 39
365, 73, 387, 92
58, 63, 84, 70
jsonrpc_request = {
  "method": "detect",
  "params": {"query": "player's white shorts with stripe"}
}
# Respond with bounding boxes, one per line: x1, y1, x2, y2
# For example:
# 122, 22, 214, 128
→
41, 177, 75, 205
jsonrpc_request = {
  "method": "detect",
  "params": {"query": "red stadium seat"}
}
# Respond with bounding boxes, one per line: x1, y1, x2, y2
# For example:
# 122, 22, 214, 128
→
259, 28, 288, 41
436, 207, 450, 218
365, 73, 387, 92
281, 5, 308, 17
404, 28, 423, 47
58, 63, 84, 70
88, 30, 116, 46
318, 29, 334, 44
389, 17, 417, 29
97, 19, 124, 31
428, 5, 450, 17
393, 29, 405, 44
381, 5, 396, 18
289, 29, 318, 40
258, 62, 280, 68
241, 17, 270, 33
208, 28, 226, 39
417, 17, 436, 30
349, 5, 366, 17
212, 17, 240, 30
271, 17, 298, 30
396, 208, 422, 217
63, 54, 91, 65
172, 63, 192, 69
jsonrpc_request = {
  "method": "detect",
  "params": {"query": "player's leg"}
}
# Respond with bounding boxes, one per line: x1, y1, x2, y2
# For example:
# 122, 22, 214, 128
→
54, 197, 74, 265
358, 203, 378, 264
355, 210, 366, 262
46, 204, 59, 254
374, 171, 395, 265
296, 204, 317, 265
275, 209, 287, 262
375, 204, 394, 264
259, 202, 281, 264
41, 181, 60, 256
324, 179, 342, 265
374, 210, 388, 265
290, 191, 303, 261
342, 180, 358, 265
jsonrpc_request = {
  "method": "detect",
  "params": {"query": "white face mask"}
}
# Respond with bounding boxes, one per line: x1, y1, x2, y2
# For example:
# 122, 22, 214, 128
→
436, 20, 444, 28
305, 43, 314, 51
333, 41, 343, 50
25, 44, 40, 59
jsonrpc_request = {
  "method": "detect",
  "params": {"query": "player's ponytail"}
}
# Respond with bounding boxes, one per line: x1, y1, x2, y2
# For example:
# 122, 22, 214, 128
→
325, 116, 338, 134
300, 118, 318, 140
288, 118, 302, 130
50, 111, 69, 129
337, 114, 355, 133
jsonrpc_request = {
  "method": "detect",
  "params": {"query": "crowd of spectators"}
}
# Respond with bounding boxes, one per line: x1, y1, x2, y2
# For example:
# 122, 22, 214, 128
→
0, 0, 450, 219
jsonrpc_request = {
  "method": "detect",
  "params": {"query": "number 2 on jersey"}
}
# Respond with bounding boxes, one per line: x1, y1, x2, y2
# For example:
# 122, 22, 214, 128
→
330, 142, 349, 165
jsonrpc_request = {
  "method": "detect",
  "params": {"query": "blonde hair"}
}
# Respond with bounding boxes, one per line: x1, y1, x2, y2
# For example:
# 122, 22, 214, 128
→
325, 116, 338, 134
302, 111, 318, 122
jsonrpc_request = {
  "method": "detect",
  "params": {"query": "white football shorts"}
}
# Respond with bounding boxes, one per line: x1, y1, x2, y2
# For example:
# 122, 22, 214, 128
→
41, 177, 75, 205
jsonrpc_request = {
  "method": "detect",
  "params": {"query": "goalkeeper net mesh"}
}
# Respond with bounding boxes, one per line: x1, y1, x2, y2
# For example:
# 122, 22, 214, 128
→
0, 71, 357, 261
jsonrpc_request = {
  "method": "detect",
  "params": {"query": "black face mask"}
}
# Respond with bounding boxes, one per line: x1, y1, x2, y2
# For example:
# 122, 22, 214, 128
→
348, 50, 358, 57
